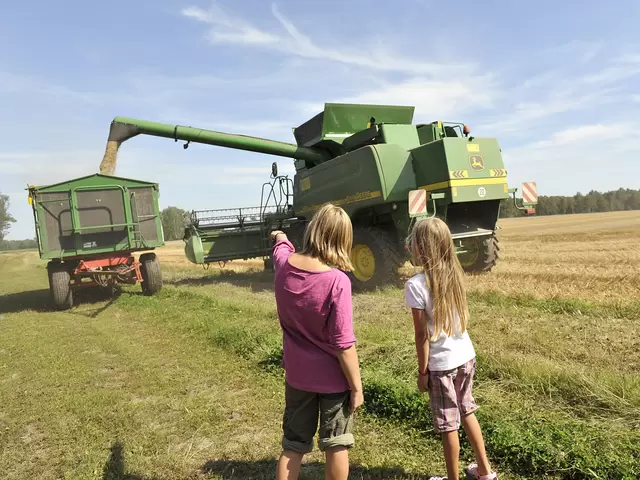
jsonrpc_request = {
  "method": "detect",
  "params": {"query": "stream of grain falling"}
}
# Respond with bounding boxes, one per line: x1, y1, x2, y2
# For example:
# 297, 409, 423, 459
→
99, 140, 119, 175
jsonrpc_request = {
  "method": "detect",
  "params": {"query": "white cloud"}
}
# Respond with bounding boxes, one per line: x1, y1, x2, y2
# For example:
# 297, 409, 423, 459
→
582, 64, 640, 85
0, 146, 294, 188
502, 122, 640, 196
0, 150, 99, 180
543, 40, 603, 64
182, 4, 281, 46
180, 3, 502, 124
477, 88, 619, 135
526, 123, 633, 149
181, 3, 474, 76
320, 77, 496, 121
0, 72, 105, 105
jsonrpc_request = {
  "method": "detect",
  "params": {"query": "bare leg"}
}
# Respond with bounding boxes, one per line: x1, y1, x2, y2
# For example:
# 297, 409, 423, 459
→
276, 450, 304, 480
462, 413, 492, 476
442, 431, 460, 480
325, 446, 349, 480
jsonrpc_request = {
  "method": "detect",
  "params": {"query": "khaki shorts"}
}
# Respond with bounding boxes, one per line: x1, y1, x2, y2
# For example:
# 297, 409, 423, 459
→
281, 382, 355, 453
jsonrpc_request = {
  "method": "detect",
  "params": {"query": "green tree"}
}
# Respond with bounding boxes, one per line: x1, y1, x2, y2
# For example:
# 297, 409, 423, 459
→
161, 206, 190, 241
0, 193, 16, 242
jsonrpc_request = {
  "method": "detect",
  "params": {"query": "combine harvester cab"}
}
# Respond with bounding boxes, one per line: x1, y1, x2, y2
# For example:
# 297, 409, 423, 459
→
28, 174, 165, 310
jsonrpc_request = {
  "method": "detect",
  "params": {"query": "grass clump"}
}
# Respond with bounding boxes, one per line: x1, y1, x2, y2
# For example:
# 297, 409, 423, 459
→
362, 373, 640, 480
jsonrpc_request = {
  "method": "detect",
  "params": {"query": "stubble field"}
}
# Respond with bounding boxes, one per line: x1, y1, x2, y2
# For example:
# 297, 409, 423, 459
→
0, 211, 639, 479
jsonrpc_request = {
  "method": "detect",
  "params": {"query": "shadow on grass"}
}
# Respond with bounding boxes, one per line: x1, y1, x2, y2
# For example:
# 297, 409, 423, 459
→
0, 289, 51, 314
0, 287, 125, 317
102, 441, 159, 480
169, 269, 275, 293
202, 458, 432, 479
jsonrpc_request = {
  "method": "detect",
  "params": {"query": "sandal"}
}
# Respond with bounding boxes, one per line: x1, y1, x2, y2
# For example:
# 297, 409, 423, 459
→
465, 463, 498, 480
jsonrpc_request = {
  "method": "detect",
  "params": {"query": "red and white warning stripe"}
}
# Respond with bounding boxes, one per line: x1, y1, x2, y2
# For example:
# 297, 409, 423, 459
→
522, 182, 537, 204
408, 189, 427, 216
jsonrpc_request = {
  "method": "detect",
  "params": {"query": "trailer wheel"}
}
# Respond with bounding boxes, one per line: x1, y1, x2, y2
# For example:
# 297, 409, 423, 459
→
348, 226, 402, 290
47, 262, 73, 310
458, 234, 500, 274
140, 253, 162, 296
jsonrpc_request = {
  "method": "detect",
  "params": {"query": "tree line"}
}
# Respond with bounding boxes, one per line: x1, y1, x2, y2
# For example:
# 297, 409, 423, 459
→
500, 187, 640, 218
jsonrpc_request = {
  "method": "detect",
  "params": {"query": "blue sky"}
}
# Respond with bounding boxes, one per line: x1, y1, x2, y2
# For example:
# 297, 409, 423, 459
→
2, 0, 640, 239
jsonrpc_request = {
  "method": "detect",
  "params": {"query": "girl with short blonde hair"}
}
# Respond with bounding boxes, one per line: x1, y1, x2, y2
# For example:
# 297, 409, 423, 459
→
270, 203, 363, 480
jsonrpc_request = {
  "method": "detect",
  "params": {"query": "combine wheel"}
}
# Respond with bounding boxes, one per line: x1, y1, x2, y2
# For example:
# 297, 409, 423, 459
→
47, 262, 73, 310
140, 253, 163, 296
348, 227, 402, 290
458, 234, 500, 274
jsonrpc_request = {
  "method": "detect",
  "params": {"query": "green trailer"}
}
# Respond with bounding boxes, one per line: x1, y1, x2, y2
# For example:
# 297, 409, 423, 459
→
100, 103, 537, 289
28, 173, 165, 309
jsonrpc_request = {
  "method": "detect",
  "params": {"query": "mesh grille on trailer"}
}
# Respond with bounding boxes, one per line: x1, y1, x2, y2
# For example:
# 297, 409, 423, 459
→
130, 187, 158, 242
75, 189, 128, 249
40, 192, 73, 252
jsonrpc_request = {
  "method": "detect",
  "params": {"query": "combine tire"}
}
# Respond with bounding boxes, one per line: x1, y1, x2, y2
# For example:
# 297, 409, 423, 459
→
140, 253, 162, 296
458, 234, 500, 274
47, 262, 73, 310
348, 226, 403, 290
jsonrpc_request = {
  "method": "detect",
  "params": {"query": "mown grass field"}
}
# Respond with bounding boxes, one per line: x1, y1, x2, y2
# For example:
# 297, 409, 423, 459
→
1, 211, 639, 480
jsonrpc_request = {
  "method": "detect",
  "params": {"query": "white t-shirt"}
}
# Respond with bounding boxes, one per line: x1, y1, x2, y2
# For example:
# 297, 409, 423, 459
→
405, 273, 476, 371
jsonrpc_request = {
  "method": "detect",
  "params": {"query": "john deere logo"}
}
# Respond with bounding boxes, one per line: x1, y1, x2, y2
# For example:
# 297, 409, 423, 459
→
469, 154, 485, 171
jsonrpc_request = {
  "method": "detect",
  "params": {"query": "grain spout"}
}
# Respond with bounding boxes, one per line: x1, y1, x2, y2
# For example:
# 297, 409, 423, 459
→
99, 120, 141, 175
100, 140, 119, 176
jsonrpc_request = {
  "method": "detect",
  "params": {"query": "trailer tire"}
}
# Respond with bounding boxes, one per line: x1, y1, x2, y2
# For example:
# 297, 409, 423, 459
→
48, 263, 73, 310
459, 234, 500, 274
140, 253, 162, 296
348, 226, 402, 291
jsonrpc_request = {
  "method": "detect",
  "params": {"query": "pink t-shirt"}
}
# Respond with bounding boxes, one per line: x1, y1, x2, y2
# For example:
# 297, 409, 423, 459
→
273, 239, 356, 393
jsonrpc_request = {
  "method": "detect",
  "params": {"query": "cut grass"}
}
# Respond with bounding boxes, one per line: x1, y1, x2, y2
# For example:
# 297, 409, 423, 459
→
115, 286, 640, 479
1, 211, 639, 479
0, 258, 460, 480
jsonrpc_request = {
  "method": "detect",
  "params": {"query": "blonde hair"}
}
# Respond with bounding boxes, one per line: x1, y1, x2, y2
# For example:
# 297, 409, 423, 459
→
408, 217, 469, 340
300, 204, 354, 271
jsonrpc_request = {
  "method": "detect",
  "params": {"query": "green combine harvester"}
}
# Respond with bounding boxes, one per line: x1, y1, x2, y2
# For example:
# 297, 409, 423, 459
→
100, 103, 536, 289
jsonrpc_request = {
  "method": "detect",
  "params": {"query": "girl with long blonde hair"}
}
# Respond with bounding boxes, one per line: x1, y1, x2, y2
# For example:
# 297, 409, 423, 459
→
405, 217, 497, 480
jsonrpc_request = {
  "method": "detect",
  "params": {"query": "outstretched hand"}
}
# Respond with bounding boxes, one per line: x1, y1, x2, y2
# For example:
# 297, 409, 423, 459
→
270, 230, 285, 242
